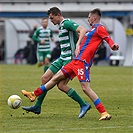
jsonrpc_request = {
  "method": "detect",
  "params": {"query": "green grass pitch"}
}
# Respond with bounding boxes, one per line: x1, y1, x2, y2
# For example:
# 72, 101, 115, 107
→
0, 64, 132, 133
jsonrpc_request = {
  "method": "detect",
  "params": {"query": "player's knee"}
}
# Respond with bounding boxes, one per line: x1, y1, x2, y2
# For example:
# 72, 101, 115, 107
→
44, 58, 50, 65
41, 75, 49, 84
44, 61, 50, 65
81, 83, 91, 93
57, 82, 63, 90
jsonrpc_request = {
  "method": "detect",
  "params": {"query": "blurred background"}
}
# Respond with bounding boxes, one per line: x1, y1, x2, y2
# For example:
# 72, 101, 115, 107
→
0, 0, 132, 66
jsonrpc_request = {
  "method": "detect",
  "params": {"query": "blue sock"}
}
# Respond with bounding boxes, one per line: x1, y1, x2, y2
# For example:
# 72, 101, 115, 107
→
40, 85, 47, 92
94, 98, 101, 106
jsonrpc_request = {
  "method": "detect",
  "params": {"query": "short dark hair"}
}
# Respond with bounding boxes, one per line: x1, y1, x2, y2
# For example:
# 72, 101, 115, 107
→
47, 7, 62, 16
90, 8, 102, 17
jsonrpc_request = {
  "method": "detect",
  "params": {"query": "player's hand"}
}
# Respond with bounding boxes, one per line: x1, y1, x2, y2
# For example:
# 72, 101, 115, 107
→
75, 45, 80, 57
111, 44, 119, 51
40, 40, 45, 44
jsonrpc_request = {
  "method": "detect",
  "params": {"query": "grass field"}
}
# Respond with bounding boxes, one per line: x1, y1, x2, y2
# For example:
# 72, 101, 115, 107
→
0, 64, 132, 133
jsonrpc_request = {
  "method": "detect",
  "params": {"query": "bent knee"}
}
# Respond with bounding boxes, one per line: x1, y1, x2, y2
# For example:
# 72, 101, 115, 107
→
41, 75, 50, 84
57, 82, 64, 90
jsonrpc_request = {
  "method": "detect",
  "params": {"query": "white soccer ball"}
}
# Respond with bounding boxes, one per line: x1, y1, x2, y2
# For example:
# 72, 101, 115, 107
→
7, 95, 22, 109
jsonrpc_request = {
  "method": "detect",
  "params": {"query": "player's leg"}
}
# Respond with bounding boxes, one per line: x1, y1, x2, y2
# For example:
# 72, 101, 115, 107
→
22, 52, 51, 114
43, 51, 51, 73
44, 57, 50, 72
34, 69, 55, 107
80, 79, 111, 120
73, 60, 111, 120
22, 69, 54, 114
57, 79, 91, 118
22, 59, 64, 113
37, 51, 44, 67
58, 78, 90, 107
22, 69, 66, 99
22, 56, 59, 114
22, 58, 62, 101
22, 59, 60, 113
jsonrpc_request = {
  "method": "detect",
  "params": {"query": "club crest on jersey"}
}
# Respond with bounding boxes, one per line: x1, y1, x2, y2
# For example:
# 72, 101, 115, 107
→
73, 23, 77, 26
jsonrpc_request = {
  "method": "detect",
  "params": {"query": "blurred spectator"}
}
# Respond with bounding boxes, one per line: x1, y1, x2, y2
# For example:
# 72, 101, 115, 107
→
0, 39, 5, 61
50, 41, 61, 62
29, 24, 38, 40
14, 43, 30, 64
23, 42, 31, 63
14, 48, 24, 64
28, 24, 38, 64
94, 42, 107, 65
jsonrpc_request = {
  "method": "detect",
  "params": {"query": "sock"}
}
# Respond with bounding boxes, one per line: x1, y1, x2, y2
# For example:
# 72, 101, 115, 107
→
34, 85, 47, 96
66, 88, 87, 106
35, 91, 47, 108
94, 98, 106, 114
44, 65, 49, 73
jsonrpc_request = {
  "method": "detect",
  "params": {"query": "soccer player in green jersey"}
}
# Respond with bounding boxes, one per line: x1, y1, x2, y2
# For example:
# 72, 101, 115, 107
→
32, 17, 54, 72
22, 7, 91, 118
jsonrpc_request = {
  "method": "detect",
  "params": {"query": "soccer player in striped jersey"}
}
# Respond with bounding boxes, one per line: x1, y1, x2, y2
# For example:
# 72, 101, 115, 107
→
22, 8, 119, 120
32, 17, 54, 72
22, 7, 91, 118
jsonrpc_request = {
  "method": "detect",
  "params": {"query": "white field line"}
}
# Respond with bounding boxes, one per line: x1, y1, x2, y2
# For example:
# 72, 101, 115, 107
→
2, 126, 133, 132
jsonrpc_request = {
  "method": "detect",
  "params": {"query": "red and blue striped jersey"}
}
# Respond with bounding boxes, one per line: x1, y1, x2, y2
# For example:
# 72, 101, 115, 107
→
74, 24, 114, 65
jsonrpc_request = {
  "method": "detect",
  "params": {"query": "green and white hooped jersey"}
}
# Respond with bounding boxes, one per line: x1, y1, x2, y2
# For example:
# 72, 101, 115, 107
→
33, 26, 53, 52
59, 19, 79, 61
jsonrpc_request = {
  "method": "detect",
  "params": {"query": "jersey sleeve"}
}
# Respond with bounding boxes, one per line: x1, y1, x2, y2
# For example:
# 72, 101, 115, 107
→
32, 29, 41, 43
64, 20, 79, 31
50, 29, 53, 38
97, 25, 114, 48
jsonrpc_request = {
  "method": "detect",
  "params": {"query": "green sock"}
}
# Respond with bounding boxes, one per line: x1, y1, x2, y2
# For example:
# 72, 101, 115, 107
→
35, 91, 47, 108
66, 88, 86, 106
44, 65, 49, 73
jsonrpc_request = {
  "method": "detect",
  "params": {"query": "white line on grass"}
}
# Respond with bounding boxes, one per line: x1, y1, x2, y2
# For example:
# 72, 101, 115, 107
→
3, 126, 133, 132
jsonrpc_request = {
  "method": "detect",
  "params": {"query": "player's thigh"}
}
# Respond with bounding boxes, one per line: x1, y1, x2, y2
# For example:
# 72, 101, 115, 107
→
61, 61, 76, 80
53, 70, 66, 81
45, 51, 51, 59
44, 51, 51, 63
37, 51, 43, 62
74, 60, 90, 82
49, 58, 63, 74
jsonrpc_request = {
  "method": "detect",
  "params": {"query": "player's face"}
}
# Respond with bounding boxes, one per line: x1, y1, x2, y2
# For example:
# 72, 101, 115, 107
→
49, 13, 60, 25
42, 19, 48, 28
87, 13, 95, 26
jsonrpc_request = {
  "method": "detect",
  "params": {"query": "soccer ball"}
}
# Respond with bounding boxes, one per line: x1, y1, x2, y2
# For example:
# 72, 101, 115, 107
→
7, 95, 22, 109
